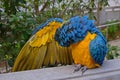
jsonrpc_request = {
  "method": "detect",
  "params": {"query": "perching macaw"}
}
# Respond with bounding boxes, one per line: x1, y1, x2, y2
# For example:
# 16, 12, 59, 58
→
12, 18, 73, 72
54, 15, 108, 74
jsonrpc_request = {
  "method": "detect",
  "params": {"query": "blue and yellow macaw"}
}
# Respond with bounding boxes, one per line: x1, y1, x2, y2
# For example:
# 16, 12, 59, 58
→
12, 18, 73, 72
55, 15, 108, 74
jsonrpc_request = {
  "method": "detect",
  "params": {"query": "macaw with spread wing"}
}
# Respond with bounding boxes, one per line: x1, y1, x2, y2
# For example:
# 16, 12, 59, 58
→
55, 15, 108, 74
12, 18, 73, 72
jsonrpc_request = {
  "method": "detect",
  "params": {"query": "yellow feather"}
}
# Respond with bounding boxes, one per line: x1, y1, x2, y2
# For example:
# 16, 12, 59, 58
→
12, 36, 33, 71
12, 21, 73, 72
30, 22, 62, 47
31, 45, 47, 69
72, 32, 98, 68
21, 47, 38, 70
41, 33, 49, 45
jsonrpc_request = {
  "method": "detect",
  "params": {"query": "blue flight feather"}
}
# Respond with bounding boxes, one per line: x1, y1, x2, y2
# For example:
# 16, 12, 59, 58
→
55, 16, 91, 47
89, 34, 108, 65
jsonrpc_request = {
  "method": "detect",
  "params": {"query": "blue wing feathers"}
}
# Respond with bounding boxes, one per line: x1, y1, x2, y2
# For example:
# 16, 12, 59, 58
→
54, 16, 90, 46
90, 34, 108, 65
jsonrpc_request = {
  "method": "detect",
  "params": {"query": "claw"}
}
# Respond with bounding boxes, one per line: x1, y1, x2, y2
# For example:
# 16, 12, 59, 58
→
73, 64, 82, 73
81, 66, 88, 75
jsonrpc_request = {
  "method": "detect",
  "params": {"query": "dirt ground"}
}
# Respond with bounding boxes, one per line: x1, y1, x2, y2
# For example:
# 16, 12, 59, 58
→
108, 39, 120, 48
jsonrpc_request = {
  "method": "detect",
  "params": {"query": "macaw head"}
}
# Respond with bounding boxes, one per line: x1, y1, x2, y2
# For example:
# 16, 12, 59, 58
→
54, 15, 97, 47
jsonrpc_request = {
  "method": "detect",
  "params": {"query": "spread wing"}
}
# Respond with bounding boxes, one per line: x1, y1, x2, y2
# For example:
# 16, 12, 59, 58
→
12, 18, 73, 72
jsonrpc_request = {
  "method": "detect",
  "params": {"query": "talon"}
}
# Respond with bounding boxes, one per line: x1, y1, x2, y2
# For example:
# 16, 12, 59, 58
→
73, 64, 82, 73
81, 66, 88, 75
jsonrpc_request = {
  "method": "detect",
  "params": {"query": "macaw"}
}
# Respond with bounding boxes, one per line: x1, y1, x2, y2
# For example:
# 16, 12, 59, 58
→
12, 18, 73, 72
54, 15, 108, 74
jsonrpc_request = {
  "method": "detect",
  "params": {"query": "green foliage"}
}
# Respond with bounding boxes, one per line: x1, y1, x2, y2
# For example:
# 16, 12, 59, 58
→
106, 44, 120, 60
98, 0, 109, 10
0, 11, 38, 66
107, 21, 118, 38
0, 41, 22, 66
101, 20, 119, 40
1, 0, 26, 15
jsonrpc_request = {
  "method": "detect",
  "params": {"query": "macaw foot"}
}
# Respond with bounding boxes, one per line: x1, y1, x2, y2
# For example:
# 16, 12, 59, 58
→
81, 66, 88, 75
73, 64, 82, 72
73, 64, 88, 75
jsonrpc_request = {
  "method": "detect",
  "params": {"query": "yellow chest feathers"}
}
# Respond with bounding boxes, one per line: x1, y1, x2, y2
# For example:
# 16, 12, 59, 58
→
71, 32, 100, 68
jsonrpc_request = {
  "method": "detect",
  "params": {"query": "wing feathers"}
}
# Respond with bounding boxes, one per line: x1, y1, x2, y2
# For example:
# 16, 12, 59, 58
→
12, 19, 73, 72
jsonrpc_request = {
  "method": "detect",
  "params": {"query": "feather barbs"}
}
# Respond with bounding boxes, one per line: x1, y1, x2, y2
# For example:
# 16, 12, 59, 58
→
72, 32, 100, 68
29, 21, 62, 47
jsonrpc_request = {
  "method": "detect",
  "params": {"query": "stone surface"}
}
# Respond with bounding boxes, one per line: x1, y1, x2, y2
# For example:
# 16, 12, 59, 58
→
1, 59, 120, 80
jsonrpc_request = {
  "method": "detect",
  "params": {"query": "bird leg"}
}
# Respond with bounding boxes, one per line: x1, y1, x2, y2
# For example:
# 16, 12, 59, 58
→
81, 66, 88, 75
73, 64, 88, 75
73, 64, 82, 72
